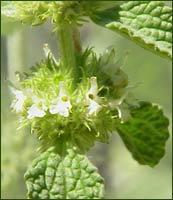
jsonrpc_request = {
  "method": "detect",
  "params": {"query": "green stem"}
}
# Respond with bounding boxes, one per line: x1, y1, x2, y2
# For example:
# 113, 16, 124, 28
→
56, 23, 82, 154
57, 23, 82, 83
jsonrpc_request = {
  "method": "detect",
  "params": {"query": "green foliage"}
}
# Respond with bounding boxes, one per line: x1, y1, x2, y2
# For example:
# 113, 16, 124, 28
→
2, 1, 172, 59
89, 1, 172, 60
3, 1, 171, 199
116, 101, 169, 167
24, 147, 104, 199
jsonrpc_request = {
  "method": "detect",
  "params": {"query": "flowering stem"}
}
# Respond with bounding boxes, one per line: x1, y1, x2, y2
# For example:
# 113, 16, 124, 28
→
57, 23, 82, 83
57, 22, 82, 152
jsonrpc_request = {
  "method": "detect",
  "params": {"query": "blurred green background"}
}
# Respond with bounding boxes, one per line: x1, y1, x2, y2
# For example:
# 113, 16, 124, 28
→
1, 2, 172, 199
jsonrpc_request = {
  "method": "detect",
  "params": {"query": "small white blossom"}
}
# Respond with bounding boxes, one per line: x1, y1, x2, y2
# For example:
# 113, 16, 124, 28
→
31, 95, 48, 111
24, 90, 48, 119
88, 99, 102, 115
43, 43, 59, 65
27, 104, 46, 119
86, 77, 102, 115
109, 89, 132, 123
88, 77, 98, 98
116, 103, 131, 123
10, 87, 26, 113
49, 82, 72, 117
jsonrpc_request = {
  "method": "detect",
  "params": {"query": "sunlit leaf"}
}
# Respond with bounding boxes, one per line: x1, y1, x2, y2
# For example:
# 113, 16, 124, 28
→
90, 1, 172, 60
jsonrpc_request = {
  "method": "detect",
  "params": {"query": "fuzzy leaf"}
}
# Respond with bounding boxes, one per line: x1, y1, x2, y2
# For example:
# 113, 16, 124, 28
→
24, 147, 104, 199
116, 101, 169, 167
90, 1, 172, 60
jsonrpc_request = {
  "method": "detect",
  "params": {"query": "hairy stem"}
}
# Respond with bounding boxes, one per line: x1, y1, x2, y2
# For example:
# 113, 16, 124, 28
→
57, 23, 82, 83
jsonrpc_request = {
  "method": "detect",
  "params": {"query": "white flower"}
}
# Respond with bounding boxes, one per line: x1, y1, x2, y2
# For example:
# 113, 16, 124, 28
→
88, 100, 101, 115
43, 43, 59, 65
109, 89, 132, 123
31, 95, 48, 111
49, 82, 72, 117
86, 77, 102, 115
27, 104, 46, 119
25, 90, 48, 119
10, 87, 26, 113
88, 77, 98, 98
116, 103, 131, 123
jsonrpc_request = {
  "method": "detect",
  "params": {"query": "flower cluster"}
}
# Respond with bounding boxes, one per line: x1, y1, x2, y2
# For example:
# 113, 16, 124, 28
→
10, 46, 138, 152
11, 73, 106, 118
3, 1, 87, 27
11, 82, 72, 119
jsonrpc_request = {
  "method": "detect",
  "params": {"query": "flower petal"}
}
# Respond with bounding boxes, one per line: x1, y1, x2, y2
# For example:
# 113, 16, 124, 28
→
27, 104, 46, 119
49, 82, 72, 117
117, 103, 131, 123
50, 100, 71, 117
88, 99, 102, 115
43, 43, 58, 65
87, 77, 98, 99
86, 77, 102, 115
10, 88, 26, 112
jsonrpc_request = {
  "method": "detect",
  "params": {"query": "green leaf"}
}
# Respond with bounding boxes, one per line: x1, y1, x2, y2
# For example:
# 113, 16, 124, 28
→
24, 147, 104, 199
90, 1, 172, 60
116, 101, 169, 167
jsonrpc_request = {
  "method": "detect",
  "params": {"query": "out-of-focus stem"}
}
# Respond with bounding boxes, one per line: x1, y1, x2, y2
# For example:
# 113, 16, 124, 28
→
7, 30, 25, 84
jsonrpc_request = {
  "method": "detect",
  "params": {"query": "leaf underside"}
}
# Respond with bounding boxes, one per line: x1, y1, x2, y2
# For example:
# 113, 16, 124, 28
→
116, 101, 169, 167
24, 147, 104, 199
91, 1, 172, 60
